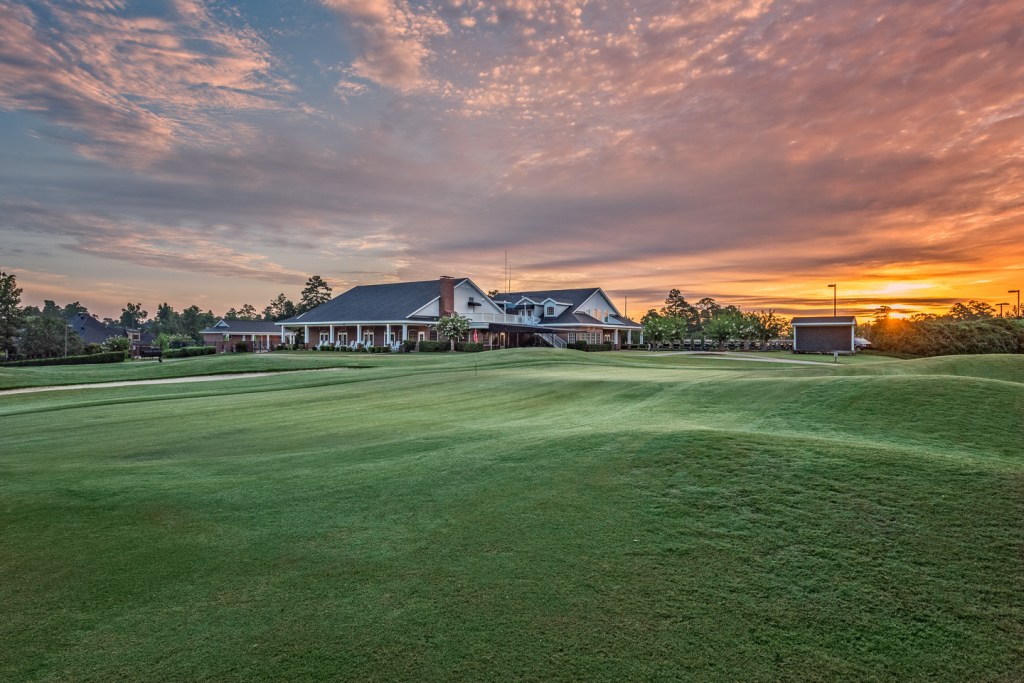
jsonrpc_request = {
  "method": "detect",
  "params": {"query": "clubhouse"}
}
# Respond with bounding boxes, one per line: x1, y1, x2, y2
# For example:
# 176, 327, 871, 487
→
276, 276, 642, 350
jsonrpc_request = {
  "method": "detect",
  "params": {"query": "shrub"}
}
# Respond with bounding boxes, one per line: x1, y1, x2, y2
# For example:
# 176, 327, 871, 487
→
234, 341, 249, 353
417, 341, 447, 352
84, 343, 104, 355
402, 340, 417, 353
367, 345, 391, 353
0, 351, 126, 367
585, 342, 613, 352
455, 342, 484, 352
572, 340, 589, 351
163, 346, 216, 359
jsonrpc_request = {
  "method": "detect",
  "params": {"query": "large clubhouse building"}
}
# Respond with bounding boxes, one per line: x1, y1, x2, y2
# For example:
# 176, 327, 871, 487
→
275, 276, 642, 350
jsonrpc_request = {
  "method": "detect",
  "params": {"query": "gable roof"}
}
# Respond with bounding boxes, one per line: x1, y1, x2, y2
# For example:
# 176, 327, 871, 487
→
199, 319, 283, 334
791, 316, 857, 325
67, 313, 156, 345
279, 279, 460, 324
492, 287, 642, 328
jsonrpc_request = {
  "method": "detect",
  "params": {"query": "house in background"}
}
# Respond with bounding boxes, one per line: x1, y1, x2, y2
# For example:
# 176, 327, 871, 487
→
276, 276, 642, 350
791, 316, 857, 353
67, 312, 154, 351
200, 319, 293, 352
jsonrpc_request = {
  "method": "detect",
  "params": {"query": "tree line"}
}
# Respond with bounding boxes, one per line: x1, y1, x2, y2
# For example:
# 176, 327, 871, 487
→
641, 289, 789, 350
0, 271, 334, 359
864, 302, 1024, 356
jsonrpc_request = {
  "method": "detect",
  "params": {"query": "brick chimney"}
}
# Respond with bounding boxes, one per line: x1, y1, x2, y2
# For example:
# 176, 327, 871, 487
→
439, 276, 455, 317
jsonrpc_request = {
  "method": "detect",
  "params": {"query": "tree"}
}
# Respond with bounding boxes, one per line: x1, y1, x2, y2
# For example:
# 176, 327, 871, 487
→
436, 314, 471, 351
946, 300, 995, 321
236, 303, 259, 321
641, 309, 671, 350
298, 275, 333, 314
749, 309, 787, 349
102, 336, 131, 356
180, 305, 215, 342
18, 316, 81, 358
41, 299, 64, 319
119, 303, 148, 328
704, 311, 738, 349
62, 301, 89, 319
0, 271, 24, 358
486, 289, 500, 298
264, 293, 296, 321
152, 302, 181, 337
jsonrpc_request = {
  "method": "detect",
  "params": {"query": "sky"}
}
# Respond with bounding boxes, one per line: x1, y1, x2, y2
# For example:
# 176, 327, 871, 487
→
1, 0, 1023, 320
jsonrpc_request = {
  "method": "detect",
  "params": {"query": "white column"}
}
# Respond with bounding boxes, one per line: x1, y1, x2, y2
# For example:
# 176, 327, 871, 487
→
280, 326, 285, 342
402, 324, 408, 341
304, 325, 309, 348
627, 330, 632, 345
386, 324, 391, 346
639, 332, 644, 345
329, 325, 335, 345
614, 329, 619, 348
356, 324, 362, 344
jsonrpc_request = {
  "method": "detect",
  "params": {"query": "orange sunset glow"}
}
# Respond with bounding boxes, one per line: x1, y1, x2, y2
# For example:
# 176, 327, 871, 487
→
1, 0, 1023, 319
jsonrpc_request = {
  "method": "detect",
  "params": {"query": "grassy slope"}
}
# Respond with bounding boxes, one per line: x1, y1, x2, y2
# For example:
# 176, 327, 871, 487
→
1, 351, 1021, 680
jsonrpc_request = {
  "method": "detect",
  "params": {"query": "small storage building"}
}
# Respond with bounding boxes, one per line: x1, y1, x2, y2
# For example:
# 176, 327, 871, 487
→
791, 316, 857, 353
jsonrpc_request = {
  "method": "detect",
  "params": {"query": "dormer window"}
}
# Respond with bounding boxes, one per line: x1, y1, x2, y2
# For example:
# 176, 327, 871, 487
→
545, 306, 554, 316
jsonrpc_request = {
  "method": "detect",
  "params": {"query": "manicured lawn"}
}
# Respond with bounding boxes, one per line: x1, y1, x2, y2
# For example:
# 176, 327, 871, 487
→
1, 350, 1021, 680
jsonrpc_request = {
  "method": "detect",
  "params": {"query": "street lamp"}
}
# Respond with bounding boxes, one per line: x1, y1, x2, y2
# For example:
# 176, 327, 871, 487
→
1010, 289, 1021, 319
827, 284, 837, 317
997, 302, 1010, 318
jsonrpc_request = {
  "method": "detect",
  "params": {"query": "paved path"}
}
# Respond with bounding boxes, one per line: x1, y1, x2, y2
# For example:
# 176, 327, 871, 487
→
0, 368, 347, 396
646, 351, 840, 366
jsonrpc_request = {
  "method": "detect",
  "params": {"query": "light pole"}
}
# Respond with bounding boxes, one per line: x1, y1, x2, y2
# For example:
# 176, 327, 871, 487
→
1010, 289, 1021, 318
827, 284, 837, 317
997, 302, 1010, 318
64, 324, 72, 357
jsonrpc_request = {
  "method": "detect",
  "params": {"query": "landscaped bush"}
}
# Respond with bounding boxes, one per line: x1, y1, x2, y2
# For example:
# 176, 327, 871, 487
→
402, 340, 417, 353
416, 341, 447, 352
585, 342, 613, 352
234, 341, 249, 353
83, 343, 104, 355
455, 342, 484, 352
572, 340, 589, 351
367, 345, 391, 353
163, 346, 216, 358
0, 351, 126, 367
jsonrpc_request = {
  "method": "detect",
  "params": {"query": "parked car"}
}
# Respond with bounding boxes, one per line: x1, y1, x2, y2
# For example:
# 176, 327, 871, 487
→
854, 336, 872, 350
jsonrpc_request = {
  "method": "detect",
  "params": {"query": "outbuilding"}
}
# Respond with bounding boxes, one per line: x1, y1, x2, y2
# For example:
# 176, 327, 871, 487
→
791, 316, 857, 353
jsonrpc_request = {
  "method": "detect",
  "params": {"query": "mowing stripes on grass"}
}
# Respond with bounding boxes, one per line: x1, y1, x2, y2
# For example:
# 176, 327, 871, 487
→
1, 352, 1022, 680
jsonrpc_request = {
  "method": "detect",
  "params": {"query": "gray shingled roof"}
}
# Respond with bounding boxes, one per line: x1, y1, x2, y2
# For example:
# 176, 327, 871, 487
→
279, 279, 455, 324
493, 288, 642, 328
791, 316, 857, 325
199, 320, 283, 334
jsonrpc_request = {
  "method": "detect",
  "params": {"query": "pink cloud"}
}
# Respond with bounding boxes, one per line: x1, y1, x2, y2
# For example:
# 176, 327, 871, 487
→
0, 0, 289, 164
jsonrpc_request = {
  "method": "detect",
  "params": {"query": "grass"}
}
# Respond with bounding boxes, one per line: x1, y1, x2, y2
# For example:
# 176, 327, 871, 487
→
1, 349, 1021, 680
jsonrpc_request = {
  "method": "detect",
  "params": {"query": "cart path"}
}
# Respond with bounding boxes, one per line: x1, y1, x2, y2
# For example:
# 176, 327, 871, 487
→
0, 368, 349, 396
646, 351, 844, 365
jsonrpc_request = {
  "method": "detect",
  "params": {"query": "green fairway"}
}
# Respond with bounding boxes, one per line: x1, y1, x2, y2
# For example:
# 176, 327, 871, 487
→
1, 350, 1022, 680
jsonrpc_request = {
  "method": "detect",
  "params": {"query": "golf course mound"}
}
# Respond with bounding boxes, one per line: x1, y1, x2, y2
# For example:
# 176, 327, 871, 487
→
1, 351, 1021, 680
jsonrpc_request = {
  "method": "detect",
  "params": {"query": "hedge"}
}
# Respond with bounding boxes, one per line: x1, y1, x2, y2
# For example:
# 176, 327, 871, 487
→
455, 342, 484, 353
0, 351, 126, 367
163, 346, 216, 358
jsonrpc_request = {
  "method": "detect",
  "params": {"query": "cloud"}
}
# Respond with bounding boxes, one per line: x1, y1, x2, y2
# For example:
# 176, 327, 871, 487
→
0, 0, 290, 164
323, 0, 449, 90
0, 201, 310, 285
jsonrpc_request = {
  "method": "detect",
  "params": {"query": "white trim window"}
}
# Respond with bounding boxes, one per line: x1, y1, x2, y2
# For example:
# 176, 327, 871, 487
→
363, 331, 374, 346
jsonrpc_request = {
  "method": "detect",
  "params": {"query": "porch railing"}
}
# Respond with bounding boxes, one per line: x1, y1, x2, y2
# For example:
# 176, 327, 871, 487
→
469, 313, 541, 326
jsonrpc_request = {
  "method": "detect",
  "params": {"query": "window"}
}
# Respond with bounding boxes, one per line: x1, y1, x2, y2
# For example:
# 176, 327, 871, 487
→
545, 306, 554, 316
363, 331, 374, 345
338, 332, 348, 344
319, 332, 330, 344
